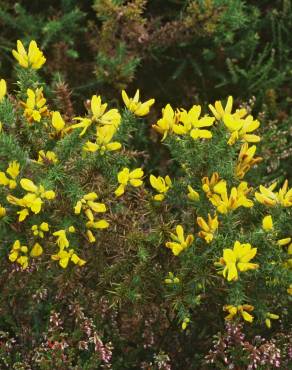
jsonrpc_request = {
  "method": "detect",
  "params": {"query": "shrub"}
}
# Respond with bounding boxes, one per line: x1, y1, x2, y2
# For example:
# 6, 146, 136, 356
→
0, 39, 291, 369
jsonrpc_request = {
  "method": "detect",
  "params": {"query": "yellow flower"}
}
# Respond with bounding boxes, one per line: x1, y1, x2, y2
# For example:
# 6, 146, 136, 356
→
165, 225, 194, 256
287, 285, 292, 295
0, 78, 7, 101
31, 222, 49, 238
255, 180, 292, 207
86, 220, 109, 243
277, 237, 292, 256
152, 104, 180, 141
164, 272, 180, 284
90, 95, 120, 127
201, 172, 225, 197
0, 204, 6, 218
187, 185, 200, 201
74, 192, 107, 221
235, 143, 262, 179
208, 181, 254, 214
122, 89, 155, 116
51, 248, 86, 268
30, 242, 43, 257
21, 88, 48, 123
224, 114, 261, 145
223, 304, 254, 323
216, 241, 259, 281
12, 40, 46, 69
262, 215, 273, 231
20, 178, 55, 213
53, 227, 75, 249
208, 96, 247, 121
7, 179, 55, 220
83, 125, 121, 154
182, 317, 190, 330
197, 213, 218, 243
0, 161, 20, 189
115, 167, 144, 197
35, 150, 58, 165
149, 174, 172, 201
277, 237, 291, 246
8, 240, 29, 269
70, 252, 86, 267
265, 312, 279, 328
178, 105, 215, 139
72, 95, 121, 136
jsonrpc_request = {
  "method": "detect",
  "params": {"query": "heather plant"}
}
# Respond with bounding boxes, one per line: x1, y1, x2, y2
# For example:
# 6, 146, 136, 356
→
0, 40, 291, 369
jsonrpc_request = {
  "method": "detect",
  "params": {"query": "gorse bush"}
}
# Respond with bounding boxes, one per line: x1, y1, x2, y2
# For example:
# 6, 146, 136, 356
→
1, 0, 291, 183
0, 40, 291, 369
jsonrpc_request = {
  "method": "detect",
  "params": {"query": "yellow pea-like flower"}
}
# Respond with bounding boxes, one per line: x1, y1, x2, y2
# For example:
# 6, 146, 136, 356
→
115, 167, 144, 197
12, 40, 46, 69
0, 79, 7, 101
165, 225, 194, 256
224, 304, 254, 323
149, 174, 172, 201
122, 89, 155, 117
216, 241, 259, 281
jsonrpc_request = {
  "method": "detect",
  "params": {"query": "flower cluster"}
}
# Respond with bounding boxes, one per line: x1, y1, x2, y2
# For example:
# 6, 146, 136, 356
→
0, 40, 290, 351
152, 104, 215, 141
7, 178, 55, 221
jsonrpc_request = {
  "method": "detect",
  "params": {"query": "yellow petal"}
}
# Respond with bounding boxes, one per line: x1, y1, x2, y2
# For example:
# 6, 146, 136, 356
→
20, 178, 38, 193
52, 111, 65, 132
0, 79, 7, 101
118, 168, 130, 184
87, 230, 96, 243
115, 184, 125, 197
30, 243, 43, 257
241, 310, 253, 323
130, 168, 144, 179
262, 215, 273, 231
129, 179, 143, 187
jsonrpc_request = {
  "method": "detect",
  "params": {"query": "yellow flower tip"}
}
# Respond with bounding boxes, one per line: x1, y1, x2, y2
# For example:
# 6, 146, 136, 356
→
182, 318, 190, 330
0, 204, 6, 218
262, 215, 273, 231
265, 318, 271, 328
153, 194, 165, 201
68, 226, 75, 233
20, 178, 38, 193
52, 111, 65, 132
187, 185, 200, 201
87, 230, 96, 243
277, 237, 291, 246
30, 243, 43, 257
115, 184, 125, 197
0, 78, 7, 101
